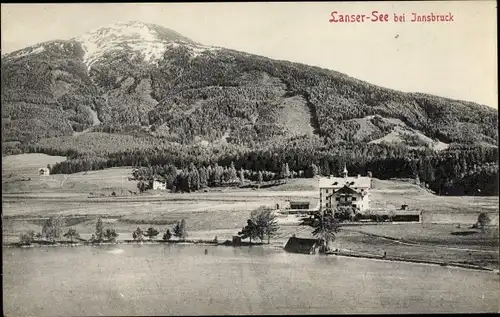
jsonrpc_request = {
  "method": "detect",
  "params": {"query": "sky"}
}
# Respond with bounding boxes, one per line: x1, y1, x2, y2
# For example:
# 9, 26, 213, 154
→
1, 2, 497, 108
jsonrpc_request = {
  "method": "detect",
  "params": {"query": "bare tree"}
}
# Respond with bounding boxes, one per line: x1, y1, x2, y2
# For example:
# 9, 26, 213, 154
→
63, 228, 80, 242
42, 216, 63, 241
251, 207, 279, 244
173, 219, 187, 239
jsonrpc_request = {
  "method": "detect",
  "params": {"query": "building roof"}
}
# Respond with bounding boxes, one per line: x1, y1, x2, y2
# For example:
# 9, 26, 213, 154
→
328, 185, 360, 196
284, 237, 322, 254
319, 176, 371, 189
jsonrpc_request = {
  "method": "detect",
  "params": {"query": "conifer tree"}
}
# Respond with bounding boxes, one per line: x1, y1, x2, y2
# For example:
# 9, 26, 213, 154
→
95, 217, 104, 242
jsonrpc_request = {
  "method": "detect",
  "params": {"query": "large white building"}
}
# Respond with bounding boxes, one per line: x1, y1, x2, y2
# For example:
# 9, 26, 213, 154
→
318, 166, 372, 212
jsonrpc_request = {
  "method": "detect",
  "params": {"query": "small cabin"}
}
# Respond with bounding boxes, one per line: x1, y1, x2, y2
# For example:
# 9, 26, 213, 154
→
38, 168, 50, 176
289, 201, 310, 210
284, 237, 323, 254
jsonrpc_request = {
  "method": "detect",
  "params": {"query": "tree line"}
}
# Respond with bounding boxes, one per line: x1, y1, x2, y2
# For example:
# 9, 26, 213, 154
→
19, 216, 118, 245
134, 161, 301, 193
131, 219, 189, 242
18, 207, 493, 250
18, 131, 500, 196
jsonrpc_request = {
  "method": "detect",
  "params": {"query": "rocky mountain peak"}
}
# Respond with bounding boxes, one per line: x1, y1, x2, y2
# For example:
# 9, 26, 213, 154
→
74, 21, 195, 45
72, 21, 198, 70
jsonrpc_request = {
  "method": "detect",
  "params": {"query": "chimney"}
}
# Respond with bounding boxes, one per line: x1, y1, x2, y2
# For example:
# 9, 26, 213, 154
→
357, 174, 360, 178
329, 175, 333, 179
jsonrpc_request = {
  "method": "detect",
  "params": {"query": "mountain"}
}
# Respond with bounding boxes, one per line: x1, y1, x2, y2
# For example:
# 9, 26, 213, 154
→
1, 21, 498, 196
1, 21, 498, 149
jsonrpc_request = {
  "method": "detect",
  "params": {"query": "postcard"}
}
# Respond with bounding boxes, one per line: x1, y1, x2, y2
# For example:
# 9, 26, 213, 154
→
2, 2, 498, 315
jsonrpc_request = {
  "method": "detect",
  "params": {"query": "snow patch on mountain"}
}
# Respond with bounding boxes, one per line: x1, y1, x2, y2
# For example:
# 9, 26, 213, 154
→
73, 21, 220, 70
189, 44, 220, 58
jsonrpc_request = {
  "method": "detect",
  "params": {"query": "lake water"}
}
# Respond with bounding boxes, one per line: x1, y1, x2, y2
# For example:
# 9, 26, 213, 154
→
3, 244, 499, 315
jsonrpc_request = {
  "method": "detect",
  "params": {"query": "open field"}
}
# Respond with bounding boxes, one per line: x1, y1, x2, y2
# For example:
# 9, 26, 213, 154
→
371, 179, 499, 215
343, 223, 499, 249
3, 165, 139, 194
277, 223, 500, 269
2, 153, 67, 172
2, 154, 497, 215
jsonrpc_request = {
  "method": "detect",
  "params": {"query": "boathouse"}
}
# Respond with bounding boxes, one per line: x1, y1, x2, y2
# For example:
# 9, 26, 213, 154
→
284, 237, 323, 254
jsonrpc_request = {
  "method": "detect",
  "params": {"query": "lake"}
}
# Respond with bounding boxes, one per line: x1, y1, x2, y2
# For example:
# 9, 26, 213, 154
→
3, 244, 499, 315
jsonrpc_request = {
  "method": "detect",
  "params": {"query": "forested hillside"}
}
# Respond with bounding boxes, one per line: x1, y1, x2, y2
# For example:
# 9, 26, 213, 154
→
1, 22, 498, 195
24, 133, 498, 196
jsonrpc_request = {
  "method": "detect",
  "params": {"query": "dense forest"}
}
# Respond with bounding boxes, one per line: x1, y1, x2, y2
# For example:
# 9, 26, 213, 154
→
20, 132, 498, 196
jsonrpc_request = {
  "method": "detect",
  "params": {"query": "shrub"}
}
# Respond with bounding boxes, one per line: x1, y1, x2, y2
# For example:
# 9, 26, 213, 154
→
132, 227, 144, 241
19, 230, 36, 245
477, 212, 491, 232
63, 228, 80, 242
145, 227, 160, 240
104, 228, 119, 242
334, 206, 356, 221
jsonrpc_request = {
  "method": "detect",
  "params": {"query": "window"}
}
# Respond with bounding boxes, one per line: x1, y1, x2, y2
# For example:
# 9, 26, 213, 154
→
352, 197, 356, 201
352, 204, 356, 207
335, 197, 340, 201
326, 189, 329, 194
326, 203, 330, 208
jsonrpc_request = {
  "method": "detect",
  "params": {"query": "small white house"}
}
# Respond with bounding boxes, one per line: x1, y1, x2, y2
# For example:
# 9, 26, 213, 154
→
38, 168, 50, 176
152, 179, 166, 190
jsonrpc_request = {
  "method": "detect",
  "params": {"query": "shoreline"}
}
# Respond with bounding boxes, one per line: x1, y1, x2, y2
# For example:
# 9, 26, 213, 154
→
328, 250, 497, 273
3, 239, 497, 273
2, 238, 264, 248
